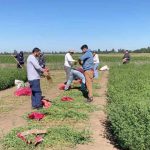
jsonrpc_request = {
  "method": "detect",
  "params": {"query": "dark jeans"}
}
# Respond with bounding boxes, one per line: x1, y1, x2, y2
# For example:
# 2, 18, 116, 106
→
29, 79, 42, 108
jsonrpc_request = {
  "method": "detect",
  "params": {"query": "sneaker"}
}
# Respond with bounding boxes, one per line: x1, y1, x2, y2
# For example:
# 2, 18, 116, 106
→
87, 97, 93, 102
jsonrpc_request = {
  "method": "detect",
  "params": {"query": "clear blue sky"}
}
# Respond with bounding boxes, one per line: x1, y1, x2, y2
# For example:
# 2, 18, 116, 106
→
0, 0, 150, 52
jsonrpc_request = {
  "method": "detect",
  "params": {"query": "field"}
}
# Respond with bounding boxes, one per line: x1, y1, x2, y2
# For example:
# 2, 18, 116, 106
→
0, 53, 150, 150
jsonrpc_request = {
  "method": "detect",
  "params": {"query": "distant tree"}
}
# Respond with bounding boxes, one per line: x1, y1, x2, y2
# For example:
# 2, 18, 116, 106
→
98, 49, 101, 54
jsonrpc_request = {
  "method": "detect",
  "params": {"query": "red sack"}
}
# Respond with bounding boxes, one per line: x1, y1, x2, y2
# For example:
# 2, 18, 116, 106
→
17, 129, 46, 145
58, 83, 65, 90
42, 99, 52, 109
61, 96, 74, 102
28, 112, 45, 120
76, 67, 84, 74
15, 87, 32, 96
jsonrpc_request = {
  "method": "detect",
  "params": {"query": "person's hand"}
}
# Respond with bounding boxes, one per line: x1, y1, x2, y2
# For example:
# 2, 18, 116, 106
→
43, 67, 49, 72
43, 71, 48, 77
78, 59, 83, 65
74, 60, 78, 65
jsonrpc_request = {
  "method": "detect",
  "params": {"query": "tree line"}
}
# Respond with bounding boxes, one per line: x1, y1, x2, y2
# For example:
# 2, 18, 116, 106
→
0, 47, 150, 55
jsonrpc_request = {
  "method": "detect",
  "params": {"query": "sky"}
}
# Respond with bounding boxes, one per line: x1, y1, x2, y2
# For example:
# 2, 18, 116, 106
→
0, 0, 150, 52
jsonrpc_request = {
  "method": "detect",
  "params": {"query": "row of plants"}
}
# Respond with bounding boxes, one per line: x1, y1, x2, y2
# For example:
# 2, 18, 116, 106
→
0, 54, 150, 64
107, 63, 150, 150
0, 68, 27, 90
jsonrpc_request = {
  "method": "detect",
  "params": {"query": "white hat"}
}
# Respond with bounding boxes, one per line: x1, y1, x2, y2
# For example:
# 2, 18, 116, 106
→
68, 49, 75, 53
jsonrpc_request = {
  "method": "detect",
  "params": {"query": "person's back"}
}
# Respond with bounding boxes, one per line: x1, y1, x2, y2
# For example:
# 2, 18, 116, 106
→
122, 50, 130, 64
123, 53, 130, 60
18, 51, 24, 64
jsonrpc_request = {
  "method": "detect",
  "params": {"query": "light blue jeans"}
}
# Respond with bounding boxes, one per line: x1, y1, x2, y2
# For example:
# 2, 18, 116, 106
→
65, 69, 85, 90
64, 66, 71, 82
94, 63, 99, 78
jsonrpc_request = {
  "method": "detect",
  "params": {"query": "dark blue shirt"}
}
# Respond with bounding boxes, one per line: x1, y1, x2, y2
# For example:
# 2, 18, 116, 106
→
80, 49, 94, 71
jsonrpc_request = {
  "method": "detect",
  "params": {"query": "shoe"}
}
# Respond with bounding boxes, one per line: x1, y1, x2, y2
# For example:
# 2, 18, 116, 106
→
32, 106, 43, 110
87, 97, 93, 102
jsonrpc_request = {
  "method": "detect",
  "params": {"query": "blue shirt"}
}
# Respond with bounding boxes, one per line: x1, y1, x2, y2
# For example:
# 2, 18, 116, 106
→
80, 49, 94, 71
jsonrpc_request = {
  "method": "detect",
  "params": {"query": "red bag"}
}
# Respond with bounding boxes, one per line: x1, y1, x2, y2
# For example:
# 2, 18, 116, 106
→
58, 83, 65, 90
28, 112, 45, 120
76, 67, 84, 74
42, 99, 52, 109
17, 129, 46, 145
15, 87, 32, 96
61, 96, 74, 102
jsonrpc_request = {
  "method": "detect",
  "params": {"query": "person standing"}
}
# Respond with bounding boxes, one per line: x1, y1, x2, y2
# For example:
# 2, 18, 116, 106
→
39, 52, 46, 68
27, 48, 48, 109
79, 45, 94, 102
93, 51, 100, 78
64, 50, 75, 84
14, 51, 24, 68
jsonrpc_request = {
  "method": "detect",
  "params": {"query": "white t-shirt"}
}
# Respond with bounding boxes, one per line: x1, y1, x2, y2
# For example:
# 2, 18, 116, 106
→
93, 54, 100, 64
64, 53, 75, 67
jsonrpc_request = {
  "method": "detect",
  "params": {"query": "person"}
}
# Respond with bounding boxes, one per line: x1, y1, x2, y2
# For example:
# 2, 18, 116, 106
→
93, 51, 100, 78
27, 47, 48, 109
79, 44, 94, 102
14, 51, 24, 68
64, 50, 75, 84
122, 50, 130, 64
64, 67, 86, 91
38, 52, 46, 68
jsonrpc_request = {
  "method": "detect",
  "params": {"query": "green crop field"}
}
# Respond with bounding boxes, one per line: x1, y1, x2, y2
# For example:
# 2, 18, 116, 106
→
0, 53, 150, 149
107, 63, 150, 150
0, 68, 27, 90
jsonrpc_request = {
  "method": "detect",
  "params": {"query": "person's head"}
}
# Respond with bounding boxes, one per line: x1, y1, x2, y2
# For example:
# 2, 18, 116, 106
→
40, 52, 44, 57
19, 51, 23, 57
32, 47, 41, 57
93, 51, 97, 56
81, 44, 88, 53
125, 50, 129, 54
68, 50, 74, 55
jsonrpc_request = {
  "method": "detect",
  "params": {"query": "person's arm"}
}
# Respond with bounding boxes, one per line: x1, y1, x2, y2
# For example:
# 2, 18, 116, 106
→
67, 54, 75, 66
31, 57, 44, 72
122, 54, 125, 59
93, 56, 97, 64
67, 54, 75, 62
80, 52, 90, 61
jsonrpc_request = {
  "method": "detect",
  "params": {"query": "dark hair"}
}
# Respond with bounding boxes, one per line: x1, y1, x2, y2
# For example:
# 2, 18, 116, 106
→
81, 44, 88, 50
32, 47, 41, 53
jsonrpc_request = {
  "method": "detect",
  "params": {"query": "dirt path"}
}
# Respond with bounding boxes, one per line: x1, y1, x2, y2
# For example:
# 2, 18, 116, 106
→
76, 71, 118, 150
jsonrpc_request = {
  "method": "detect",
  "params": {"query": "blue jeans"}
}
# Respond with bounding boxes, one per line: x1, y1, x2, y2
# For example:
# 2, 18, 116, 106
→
65, 69, 85, 90
29, 79, 42, 108
64, 66, 71, 82
94, 63, 99, 78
